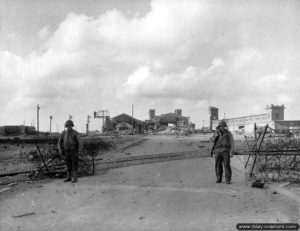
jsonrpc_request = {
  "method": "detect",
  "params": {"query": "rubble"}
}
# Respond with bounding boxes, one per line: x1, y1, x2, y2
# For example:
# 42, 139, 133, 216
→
0, 137, 113, 181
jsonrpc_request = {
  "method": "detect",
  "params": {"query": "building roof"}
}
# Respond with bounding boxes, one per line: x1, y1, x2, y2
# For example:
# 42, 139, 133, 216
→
112, 113, 145, 126
212, 113, 268, 122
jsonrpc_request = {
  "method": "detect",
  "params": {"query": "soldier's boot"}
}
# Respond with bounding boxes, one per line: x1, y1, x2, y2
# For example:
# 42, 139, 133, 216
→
72, 171, 78, 183
64, 170, 71, 182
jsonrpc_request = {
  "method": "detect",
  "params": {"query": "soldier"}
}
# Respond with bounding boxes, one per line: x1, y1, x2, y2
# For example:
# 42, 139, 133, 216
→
213, 120, 234, 184
58, 120, 83, 183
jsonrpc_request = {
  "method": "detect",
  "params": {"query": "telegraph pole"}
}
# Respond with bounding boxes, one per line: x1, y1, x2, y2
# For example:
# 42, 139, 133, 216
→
202, 120, 205, 132
86, 115, 91, 136
37, 104, 40, 136
50, 116, 53, 133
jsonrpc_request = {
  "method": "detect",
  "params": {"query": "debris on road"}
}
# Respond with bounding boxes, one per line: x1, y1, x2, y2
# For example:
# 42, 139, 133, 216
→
12, 212, 36, 218
251, 179, 265, 188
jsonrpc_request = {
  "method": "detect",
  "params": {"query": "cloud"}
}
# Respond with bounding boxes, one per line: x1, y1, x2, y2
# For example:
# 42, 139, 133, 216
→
38, 25, 51, 42
1, 0, 300, 129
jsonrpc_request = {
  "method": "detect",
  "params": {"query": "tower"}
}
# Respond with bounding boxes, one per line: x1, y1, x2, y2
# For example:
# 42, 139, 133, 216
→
149, 109, 155, 120
209, 106, 219, 130
175, 109, 182, 116
265, 104, 285, 120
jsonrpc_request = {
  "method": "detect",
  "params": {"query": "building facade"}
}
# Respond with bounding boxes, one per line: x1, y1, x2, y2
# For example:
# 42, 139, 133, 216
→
210, 104, 300, 134
145, 109, 195, 131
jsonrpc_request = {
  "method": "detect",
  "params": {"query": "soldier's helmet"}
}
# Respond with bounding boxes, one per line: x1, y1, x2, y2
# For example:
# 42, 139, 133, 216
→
218, 120, 227, 128
64, 120, 74, 127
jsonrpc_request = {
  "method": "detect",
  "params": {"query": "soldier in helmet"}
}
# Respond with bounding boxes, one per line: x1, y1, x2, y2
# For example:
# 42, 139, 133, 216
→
58, 120, 83, 183
213, 120, 234, 184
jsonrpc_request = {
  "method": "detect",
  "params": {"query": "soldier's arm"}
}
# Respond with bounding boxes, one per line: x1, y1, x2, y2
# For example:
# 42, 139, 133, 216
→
76, 133, 83, 153
57, 132, 64, 154
228, 131, 234, 157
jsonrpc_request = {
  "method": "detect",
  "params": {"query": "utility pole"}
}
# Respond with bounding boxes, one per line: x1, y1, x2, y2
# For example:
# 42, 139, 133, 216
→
86, 115, 91, 136
37, 104, 40, 136
94, 110, 108, 134
202, 120, 205, 132
50, 116, 53, 133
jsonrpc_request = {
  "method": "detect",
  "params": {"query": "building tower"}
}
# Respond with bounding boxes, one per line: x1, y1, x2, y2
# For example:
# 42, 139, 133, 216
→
175, 109, 182, 116
209, 106, 219, 130
265, 104, 285, 120
149, 109, 155, 120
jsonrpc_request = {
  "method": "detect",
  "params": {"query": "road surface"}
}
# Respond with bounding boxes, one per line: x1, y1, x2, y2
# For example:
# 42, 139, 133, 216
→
0, 135, 299, 231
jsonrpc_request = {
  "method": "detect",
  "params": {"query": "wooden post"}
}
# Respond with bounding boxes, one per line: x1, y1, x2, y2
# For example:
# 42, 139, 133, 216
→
250, 124, 268, 177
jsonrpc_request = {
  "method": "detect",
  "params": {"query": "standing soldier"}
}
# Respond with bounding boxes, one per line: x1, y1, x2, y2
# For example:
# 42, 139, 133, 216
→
212, 120, 234, 184
58, 120, 83, 183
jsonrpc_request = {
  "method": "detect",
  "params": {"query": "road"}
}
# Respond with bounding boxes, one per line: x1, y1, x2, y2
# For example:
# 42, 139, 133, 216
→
0, 135, 299, 231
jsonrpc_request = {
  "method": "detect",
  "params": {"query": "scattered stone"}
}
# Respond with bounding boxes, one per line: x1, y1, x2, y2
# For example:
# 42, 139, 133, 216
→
272, 191, 278, 194
139, 216, 145, 220
51, 210, 56, 214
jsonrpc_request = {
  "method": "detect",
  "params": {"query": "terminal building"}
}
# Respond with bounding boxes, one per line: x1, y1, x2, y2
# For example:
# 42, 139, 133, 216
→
209, 104, 300, 134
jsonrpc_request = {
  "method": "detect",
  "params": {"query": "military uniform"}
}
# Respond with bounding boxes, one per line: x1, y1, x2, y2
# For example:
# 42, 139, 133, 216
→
58, 121, 83, 183
214, 122, 234, 184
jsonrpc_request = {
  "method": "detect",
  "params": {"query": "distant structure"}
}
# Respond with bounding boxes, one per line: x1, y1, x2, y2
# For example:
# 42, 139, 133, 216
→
209, 106, 219, 130
107, 113, 145, 134
145, 109, 195, 131
149, 109, 155, 120
0, 125, 36, 136
175, 109, 182, 116
210, 104, 300, 134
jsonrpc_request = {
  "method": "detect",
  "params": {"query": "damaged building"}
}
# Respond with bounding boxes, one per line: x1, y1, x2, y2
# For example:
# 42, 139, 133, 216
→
105, 113, 146, 134
210, 104, 300, 134
145, 109, 195, 131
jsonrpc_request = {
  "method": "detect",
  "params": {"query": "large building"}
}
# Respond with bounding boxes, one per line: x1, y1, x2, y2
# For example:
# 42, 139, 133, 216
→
145, 109, 195, 130
109, 113, 146, 134
210, 104, 300, 134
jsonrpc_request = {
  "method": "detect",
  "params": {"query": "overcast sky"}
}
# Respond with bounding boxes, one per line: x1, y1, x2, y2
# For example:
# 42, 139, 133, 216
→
1, 0, 300, 132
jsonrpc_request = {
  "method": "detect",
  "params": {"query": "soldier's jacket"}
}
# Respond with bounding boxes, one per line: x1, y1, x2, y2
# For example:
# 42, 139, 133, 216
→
214, 129, 234, 154
58, 129, 83, 154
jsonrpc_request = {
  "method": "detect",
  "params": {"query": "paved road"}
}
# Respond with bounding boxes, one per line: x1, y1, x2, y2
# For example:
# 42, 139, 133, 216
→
0, 136, 299, 231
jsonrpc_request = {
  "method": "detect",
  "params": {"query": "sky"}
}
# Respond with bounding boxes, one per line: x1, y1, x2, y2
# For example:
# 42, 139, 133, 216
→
1, 0, 300, 132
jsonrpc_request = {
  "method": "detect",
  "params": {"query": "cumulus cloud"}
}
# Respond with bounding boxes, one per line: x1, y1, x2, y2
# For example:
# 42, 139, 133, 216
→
1, 0, 300, 129
38, 25, 51, 42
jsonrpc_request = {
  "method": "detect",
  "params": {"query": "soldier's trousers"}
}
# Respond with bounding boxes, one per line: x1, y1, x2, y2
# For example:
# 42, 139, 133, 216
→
215, 149, 232, 182
64, 149, 78, 172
